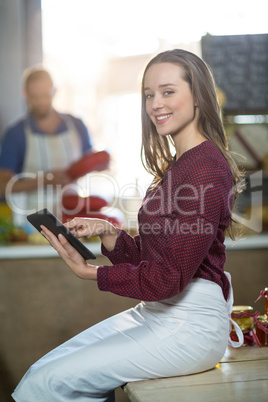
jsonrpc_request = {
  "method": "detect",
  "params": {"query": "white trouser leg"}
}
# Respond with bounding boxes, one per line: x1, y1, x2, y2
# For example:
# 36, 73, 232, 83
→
12, 278, 230, 402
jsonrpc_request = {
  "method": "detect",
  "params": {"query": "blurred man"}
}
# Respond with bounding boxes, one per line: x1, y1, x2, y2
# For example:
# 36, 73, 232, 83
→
0, 67, 93, 223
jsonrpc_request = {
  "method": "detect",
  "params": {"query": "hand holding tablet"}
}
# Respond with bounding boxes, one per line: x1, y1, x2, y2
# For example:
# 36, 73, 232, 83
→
27, 208, 96, 260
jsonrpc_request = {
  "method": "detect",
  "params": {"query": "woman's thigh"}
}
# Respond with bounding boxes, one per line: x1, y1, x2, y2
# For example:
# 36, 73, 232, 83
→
12, 302, 227, 402
13, 307, 184, 401
12, 281, 230, 402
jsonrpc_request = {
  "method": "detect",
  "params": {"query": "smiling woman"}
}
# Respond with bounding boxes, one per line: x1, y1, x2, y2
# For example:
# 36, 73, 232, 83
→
12, 48, 246, 402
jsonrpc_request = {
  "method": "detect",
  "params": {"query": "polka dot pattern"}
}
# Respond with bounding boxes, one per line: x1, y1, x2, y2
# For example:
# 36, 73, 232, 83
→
98, 141, 233, 301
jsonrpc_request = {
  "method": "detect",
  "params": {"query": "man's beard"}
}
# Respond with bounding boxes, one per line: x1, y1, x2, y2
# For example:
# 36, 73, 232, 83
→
31, 107, 53, 120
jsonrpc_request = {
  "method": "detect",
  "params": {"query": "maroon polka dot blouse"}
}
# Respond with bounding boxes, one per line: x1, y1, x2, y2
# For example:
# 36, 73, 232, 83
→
97, 141, 233, 301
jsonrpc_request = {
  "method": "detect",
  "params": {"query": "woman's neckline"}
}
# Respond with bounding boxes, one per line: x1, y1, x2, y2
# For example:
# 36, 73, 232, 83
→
174, 139, 211, 163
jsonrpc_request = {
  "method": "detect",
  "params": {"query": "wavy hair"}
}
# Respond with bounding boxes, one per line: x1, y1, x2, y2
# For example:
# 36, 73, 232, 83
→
141, 49, 243, 239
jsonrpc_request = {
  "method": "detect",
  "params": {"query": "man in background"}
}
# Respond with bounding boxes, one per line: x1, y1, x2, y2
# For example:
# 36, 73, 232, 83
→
0, 67, 93, 224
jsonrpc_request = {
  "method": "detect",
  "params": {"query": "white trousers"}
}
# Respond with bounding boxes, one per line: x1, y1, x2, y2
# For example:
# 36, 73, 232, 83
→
12, 275, 242, 402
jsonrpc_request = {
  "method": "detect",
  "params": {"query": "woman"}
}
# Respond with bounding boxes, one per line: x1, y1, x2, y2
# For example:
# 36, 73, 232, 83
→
12, 49, 243, 402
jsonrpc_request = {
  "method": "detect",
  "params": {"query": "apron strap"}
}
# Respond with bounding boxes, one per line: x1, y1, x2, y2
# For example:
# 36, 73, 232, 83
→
228, 319, 244, 347
225, 272, 244, 348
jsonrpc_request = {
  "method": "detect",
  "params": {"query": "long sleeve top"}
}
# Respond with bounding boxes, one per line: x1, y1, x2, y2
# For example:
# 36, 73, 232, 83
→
97, 141, 233, 301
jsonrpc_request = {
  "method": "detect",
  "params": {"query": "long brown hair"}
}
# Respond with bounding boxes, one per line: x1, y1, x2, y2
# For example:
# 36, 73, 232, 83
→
141, 49, 243, 239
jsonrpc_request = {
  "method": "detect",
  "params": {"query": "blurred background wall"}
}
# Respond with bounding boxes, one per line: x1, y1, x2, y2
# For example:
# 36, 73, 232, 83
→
0, 0, 42, 138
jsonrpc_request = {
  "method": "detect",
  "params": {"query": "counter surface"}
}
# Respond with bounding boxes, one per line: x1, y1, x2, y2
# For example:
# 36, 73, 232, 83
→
0, 240, 102, 259
124, 346, 268, 402
0, 234, 267, 259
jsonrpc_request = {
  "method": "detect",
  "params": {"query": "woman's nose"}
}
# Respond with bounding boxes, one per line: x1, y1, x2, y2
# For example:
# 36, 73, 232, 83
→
152, 95, 163, 110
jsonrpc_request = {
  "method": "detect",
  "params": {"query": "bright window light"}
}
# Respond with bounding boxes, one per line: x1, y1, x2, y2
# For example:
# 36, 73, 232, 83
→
234, 115, 268, 124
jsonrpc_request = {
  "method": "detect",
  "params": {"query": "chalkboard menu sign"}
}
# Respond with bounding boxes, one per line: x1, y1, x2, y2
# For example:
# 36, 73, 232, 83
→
201, 34, 268, 114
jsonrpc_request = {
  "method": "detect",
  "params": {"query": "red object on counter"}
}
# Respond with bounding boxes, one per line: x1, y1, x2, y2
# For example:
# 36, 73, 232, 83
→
255, 288, 268, 316
62, 194, 108, 212
231, 307, 255, 346
253, 314, 268, 347
67, 150, 110, 180
230, 329, 255, 346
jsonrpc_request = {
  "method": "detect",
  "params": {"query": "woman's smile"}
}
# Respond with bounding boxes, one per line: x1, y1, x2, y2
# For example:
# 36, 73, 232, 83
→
155, 113, 173, 124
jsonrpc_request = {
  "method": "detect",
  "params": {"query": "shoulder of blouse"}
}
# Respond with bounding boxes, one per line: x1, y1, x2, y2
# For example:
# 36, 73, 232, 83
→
170, 143, 232, 183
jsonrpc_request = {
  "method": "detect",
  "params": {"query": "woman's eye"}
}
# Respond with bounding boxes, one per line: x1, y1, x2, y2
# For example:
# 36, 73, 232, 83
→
145, 94, 153, 100
164, 90, 174, 96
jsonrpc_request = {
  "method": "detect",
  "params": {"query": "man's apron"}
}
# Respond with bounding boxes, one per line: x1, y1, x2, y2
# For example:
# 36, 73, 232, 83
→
9, 116, 82, 226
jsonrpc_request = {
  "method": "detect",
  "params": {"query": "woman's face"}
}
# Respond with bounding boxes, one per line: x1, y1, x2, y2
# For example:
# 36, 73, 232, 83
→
144, 62, 197, 140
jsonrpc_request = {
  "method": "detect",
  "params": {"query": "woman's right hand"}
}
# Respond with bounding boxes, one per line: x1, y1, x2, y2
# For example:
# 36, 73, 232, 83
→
65, 217, 118, 252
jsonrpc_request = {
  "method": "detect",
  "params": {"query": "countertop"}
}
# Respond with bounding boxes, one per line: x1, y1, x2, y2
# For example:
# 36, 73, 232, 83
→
0, 240, 102, 259
0, 234, 267, 260
124, 346, 268, 402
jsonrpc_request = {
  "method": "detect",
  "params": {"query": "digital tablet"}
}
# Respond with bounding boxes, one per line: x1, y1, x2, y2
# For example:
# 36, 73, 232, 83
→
27, 208, 96, 260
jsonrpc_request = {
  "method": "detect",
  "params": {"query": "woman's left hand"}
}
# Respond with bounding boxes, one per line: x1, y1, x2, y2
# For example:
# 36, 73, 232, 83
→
40, 225, 98, 280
